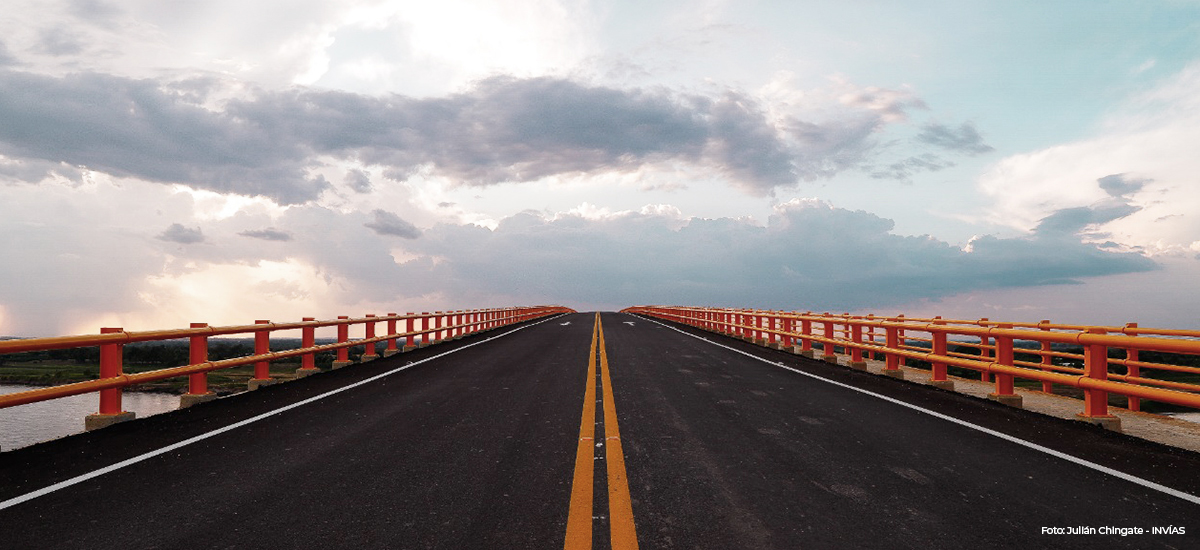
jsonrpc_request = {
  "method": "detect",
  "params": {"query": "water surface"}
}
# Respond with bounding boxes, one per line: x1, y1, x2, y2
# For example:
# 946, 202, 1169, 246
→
0, 384, 179, 451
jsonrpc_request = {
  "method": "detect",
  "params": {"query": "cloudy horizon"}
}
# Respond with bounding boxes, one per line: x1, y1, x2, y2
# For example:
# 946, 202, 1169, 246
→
2, 1, 1199, 336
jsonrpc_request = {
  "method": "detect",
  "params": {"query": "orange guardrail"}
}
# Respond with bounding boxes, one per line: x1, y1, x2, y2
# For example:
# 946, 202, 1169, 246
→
622, 306, 1200, 423
0, 306, 573, 428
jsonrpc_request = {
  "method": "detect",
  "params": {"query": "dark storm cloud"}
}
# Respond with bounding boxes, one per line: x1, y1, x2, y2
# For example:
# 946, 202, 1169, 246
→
156, 223, 205, 244
915, 122, 994, 155
0, 70, 913, 202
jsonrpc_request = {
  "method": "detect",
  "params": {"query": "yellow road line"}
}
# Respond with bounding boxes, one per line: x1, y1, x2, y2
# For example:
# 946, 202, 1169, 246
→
598, 317, 640, 550
563, 314, 599, 550
564, 313, 641, 549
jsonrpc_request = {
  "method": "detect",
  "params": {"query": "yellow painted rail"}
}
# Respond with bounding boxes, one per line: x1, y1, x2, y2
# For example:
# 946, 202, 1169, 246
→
622, 306, 1200, 423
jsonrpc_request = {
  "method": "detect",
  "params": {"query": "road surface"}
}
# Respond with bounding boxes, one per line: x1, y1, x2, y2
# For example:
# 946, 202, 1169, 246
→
1, 311, 1197, 549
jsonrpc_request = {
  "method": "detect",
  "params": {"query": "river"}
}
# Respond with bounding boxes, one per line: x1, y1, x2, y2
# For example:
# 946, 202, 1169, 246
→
0, 384, 180, 451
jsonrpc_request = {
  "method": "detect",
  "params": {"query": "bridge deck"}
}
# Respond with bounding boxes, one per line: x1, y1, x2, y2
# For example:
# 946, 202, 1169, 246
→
1, 312, 1197, 549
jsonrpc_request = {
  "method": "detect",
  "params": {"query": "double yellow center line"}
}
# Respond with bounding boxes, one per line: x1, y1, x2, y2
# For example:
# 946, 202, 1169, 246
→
565, 313, 639, 550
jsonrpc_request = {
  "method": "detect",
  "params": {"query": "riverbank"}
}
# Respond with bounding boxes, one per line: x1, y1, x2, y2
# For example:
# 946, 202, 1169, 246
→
0, 360, 306, 394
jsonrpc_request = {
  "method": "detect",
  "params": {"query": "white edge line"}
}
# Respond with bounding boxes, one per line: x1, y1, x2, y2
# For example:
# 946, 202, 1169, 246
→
0, 313, 571, 511
632, 313, 1200, 507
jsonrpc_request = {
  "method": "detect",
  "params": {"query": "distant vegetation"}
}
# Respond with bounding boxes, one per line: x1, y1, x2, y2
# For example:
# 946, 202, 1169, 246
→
0, 339, 384, 393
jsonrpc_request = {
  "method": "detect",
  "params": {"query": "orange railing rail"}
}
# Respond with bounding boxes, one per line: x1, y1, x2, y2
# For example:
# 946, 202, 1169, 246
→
622, 306, 1200, 424
0, 306, 573, 428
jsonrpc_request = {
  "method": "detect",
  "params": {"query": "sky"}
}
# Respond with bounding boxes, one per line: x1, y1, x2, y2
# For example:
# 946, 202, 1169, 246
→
2, 0, 1200, 336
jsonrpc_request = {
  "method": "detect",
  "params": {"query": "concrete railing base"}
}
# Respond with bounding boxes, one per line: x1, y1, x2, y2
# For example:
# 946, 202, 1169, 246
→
247, 378, 281, 391
180, 393, 218, 409
987, 393, 1024, 408
85, 411, 136, 431
1076, 414, 1122, 432
295, 368, 319, 379
332, 360, 353, 370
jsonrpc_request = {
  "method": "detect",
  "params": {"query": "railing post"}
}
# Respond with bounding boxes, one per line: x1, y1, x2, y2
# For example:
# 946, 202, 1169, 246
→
930, 317, 953, 390
895, 314, 907, 367
1039, 320, 1054, 394
405, 313, 417, 351
424, 312, 439, 345
362, 314, 379, 361
821, 314, 837, 364
1077, 328, 1121, 430
849, 320, 866, 370
782, 314, 795, 349
333, 316, 352, 369
433, 311, 443, 344
987, 325, 1022, 407
882, 322, 904, 378
85, 327, 135, 431
1125, 322, 1141, 411
384, 314, 400, 357
297, 317, 319, 377
249, 320, 276, 390
866, 315, 877, 360
978, 317, 991, 382
795, 315, 814, 357
181, 323, 217, 408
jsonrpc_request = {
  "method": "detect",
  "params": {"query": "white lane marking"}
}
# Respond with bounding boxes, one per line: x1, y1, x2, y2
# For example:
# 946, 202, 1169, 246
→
0, 313, 572, 511
561, 322, 572, 326
633, 313, 1200, 507
623, 322, 635, 326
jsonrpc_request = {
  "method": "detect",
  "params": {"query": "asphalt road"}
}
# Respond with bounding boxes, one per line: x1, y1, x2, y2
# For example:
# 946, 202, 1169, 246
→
1, 311, 1198, 549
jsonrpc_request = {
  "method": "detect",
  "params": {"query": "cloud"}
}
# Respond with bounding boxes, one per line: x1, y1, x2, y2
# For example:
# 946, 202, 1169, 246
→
363, 209, 421, 238
34, 28, 86, 56
238, 228, 293, 241
0, 41, 16, 66
0, 70, 927, 202
344, 169, 371, 193
0, 70, 330, 204
869, 153, 954, 180
979, 62, 1200, 254
156, 223, 205, 244
916, 122, 993, 155
1097, 173, 1148, 197
388, 200, 1154, 310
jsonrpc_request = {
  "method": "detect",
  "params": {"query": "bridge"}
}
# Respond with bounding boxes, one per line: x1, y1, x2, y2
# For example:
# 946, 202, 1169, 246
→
1, 306, 1199, 548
